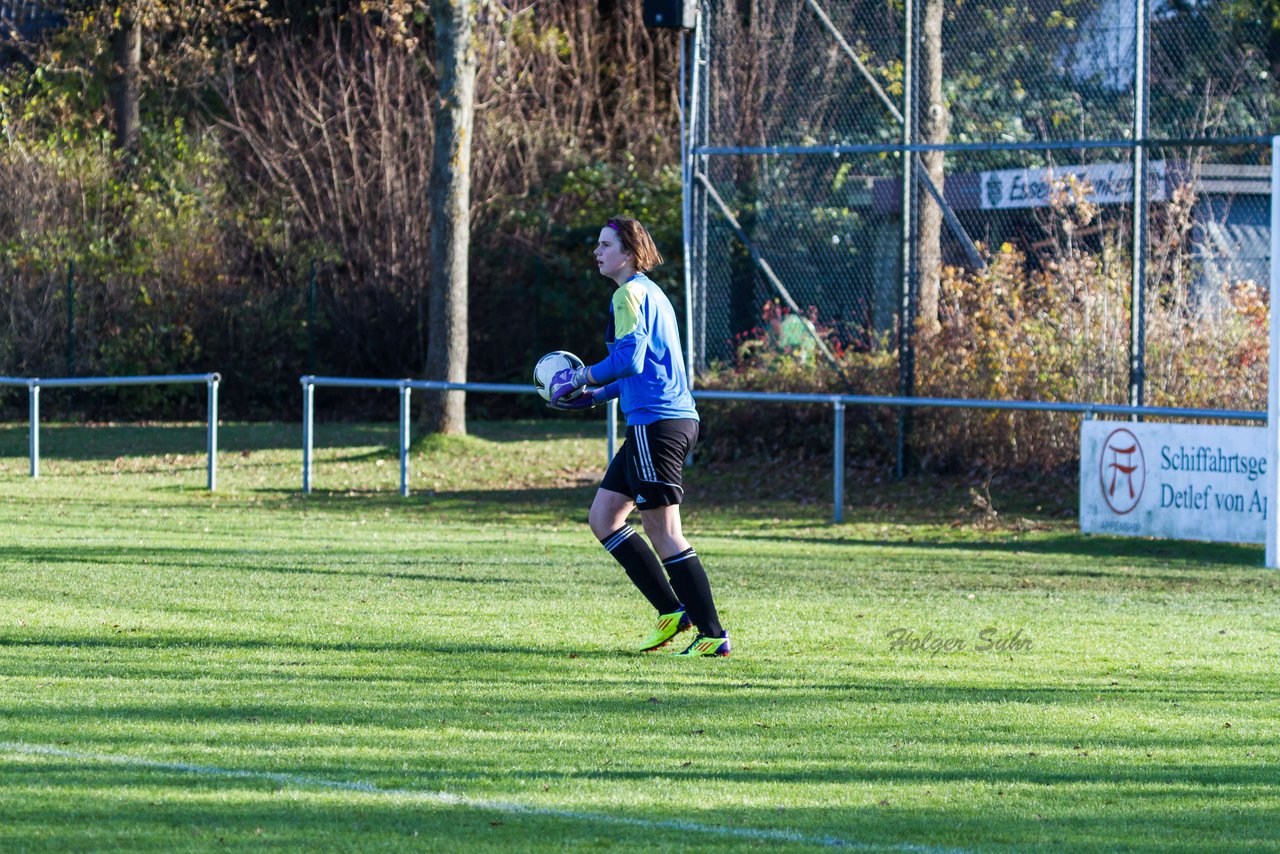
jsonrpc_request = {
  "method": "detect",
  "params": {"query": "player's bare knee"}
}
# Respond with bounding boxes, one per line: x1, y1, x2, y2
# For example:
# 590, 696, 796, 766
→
589, 513, 619, 539
589, 492, 632, 538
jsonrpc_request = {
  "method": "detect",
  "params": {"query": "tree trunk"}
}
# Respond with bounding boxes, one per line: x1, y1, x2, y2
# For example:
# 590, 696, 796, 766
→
422, 0, 476, 436
110, 4, 142, 163
917, 0, 949, 338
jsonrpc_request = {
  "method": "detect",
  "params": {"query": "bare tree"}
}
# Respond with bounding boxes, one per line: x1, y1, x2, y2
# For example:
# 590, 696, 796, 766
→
472, 0, 679, 204
109, 3, 142, 161
917, 0, 948, 338
421, 0, 476, 436
220, 13, 436, 374
214, 1, 678, 396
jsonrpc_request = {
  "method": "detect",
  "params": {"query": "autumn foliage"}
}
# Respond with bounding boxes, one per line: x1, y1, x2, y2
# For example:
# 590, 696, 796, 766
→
699, 233, 1268, 473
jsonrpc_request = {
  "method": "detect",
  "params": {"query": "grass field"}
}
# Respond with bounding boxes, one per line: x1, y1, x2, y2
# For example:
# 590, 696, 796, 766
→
0, 419, 1277, 852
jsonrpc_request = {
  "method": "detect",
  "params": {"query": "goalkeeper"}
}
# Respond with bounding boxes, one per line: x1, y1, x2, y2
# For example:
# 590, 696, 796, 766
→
549, 216, 729, 657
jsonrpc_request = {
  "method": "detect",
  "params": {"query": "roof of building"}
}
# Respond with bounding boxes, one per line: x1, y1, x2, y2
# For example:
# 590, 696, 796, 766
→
0, 0, 62, 43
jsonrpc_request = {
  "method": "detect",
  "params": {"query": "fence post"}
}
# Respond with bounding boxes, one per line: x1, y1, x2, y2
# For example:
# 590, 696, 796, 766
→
302, 377, 314, 494
399, 383, 412, 497
206, 375, 220, 491
1267, 135, 1280, 568
308, 259, 317, 375
897, 0, 920, 480
1129, 0, 1151, 414
833, 401, 845, 524
29, 382, 39, 479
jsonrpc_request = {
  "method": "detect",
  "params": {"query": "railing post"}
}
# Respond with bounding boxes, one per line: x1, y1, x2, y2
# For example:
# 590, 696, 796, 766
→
206, 375, 219, 491
833, 400, 845, 524
399, 382, 411, 497
29, 382, 39, 479
607, 398, 619, 465
302, 377, 314, 494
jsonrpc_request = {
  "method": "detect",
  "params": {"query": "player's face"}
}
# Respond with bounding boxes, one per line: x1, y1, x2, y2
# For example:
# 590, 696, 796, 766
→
594, 228, 634, 283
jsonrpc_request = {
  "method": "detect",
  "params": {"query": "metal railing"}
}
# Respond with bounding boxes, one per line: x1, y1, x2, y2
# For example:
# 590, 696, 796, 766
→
300, 375, 1265, 522
0, 373, 222, 490
300, 376, 620, 497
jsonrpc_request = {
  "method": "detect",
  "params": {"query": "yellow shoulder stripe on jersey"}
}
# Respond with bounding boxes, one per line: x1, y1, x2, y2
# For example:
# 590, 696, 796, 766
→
612, 281, 646, 339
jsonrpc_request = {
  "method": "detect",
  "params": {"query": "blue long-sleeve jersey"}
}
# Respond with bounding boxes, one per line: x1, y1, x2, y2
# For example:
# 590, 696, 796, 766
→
589, 273, 698, 427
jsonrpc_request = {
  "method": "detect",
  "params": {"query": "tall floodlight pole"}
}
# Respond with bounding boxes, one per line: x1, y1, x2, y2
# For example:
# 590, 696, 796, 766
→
681, 16, 697, 384
1129, 0, 1150, 413
694, 7, 709, 373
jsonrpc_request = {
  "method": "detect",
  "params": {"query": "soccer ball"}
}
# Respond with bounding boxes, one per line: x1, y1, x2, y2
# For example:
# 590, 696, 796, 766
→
533, 350, 585, 402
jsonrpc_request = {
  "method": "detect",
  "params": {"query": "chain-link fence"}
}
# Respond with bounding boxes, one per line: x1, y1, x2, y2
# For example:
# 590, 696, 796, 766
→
683, 0, 1278, 427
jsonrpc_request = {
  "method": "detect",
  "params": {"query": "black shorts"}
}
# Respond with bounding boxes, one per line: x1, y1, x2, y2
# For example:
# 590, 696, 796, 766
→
600, 418, 699, 509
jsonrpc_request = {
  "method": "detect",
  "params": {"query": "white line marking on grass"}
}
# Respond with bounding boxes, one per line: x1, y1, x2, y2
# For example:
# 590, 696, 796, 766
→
2, 741, 965, 853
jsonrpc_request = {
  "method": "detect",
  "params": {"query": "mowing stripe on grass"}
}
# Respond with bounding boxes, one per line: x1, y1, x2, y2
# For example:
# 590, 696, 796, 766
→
2, 742, 963, 852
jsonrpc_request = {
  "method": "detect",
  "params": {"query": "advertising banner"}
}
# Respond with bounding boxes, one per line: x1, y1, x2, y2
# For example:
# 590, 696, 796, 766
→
1080, 421, 1270, 544
980, 161, 1167, 210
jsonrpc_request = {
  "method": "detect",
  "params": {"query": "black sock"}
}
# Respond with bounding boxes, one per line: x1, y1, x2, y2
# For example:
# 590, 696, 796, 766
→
662, 547, 724, 638
600, 526, 682, 614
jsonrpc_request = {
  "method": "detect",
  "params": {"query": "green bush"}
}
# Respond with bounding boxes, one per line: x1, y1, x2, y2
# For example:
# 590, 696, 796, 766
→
914, 240, 1268, 472
695, 300, 898, 463
0, 114, 305, 418
697, 237, 1268, 474
911, 243, 1129, 472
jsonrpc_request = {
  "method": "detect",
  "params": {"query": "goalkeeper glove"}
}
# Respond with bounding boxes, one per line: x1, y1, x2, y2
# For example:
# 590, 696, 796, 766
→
549, 385, 600, 410
551, 366, 590, 391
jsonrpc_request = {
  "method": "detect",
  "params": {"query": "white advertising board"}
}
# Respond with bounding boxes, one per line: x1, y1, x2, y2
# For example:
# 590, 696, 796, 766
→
1080, 421, 1270, 544
979, 161, 1167, 210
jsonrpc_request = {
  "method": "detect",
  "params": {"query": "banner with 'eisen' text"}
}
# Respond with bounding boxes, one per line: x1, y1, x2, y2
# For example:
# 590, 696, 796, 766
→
1080, 421, 1270, 544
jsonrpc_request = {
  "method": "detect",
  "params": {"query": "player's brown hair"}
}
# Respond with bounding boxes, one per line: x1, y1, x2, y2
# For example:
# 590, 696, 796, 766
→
605, 216, 664, 273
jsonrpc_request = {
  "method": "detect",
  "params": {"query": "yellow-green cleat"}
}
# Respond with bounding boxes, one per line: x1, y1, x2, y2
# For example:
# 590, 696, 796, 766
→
639, 609, 693, 651
673, 633, 731, 657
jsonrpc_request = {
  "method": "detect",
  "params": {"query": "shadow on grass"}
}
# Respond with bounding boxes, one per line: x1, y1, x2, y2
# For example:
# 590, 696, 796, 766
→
6, 625, 1279, 704
4, 732, 1277, 790
6, 633, 1280, 767
2, 485, 1268, 579
718, 529, 1264, 567
2, 651, 1276, 789
0, 541, 566, 577
3, 609, 1277, 851
0, 423, 292, 459
258, 485, 596, 520
8, 758, 1270, 852
0, 475, 597, 521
